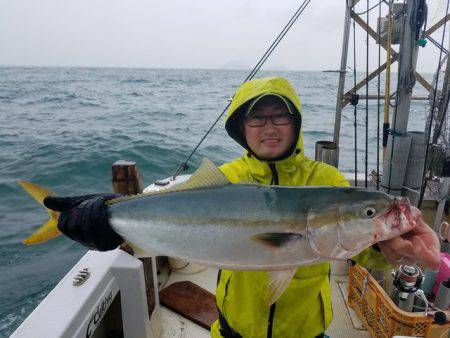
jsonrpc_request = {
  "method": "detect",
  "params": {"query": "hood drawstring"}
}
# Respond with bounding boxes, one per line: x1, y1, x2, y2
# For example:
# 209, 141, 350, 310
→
268, 162, 279, 185
267, 162, 279, 338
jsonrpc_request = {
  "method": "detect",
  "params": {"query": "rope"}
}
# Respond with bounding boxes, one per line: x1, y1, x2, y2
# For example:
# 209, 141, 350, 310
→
418, 0, 450, 208
172, 0, 312, 178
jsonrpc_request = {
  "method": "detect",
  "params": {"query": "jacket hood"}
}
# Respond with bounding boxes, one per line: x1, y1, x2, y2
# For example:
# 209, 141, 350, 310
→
225, 76, 304, 162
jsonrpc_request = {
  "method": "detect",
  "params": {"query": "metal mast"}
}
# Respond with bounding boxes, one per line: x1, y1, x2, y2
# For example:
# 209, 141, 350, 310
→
381, 0, 426, 196
333, 0, 357, 152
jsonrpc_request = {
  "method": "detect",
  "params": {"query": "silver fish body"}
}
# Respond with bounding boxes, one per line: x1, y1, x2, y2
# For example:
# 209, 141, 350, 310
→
17, 159, 420, 304
109, 184, 415, 270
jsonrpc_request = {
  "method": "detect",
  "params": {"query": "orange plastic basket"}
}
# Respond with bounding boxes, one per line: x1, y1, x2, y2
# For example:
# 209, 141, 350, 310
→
347, 264, 450, 338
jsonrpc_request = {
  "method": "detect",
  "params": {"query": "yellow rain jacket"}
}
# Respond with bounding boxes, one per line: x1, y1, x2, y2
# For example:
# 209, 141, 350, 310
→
211, 77, 387, 338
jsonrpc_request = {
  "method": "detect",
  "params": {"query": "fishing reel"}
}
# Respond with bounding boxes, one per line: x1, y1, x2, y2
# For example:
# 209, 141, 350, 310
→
392, 265, 424, 311
393, 265, 424, 299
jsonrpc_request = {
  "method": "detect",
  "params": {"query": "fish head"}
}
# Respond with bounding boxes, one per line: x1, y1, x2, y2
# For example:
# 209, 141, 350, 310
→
307, 192, 420, 259
337, 195, 419, 256
371, 196, 421, 240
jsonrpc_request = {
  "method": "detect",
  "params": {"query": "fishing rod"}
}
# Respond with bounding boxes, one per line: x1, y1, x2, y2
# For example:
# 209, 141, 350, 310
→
377, 0, 382, 190
352, 12, 358, 186
172, 0, 312, 179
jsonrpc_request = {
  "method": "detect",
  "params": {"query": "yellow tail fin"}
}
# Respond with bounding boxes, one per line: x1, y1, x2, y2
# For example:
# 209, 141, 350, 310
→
17, 180, 61, 245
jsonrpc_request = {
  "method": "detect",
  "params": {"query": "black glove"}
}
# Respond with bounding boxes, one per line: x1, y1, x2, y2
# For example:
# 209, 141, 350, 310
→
44, 193, 124, 251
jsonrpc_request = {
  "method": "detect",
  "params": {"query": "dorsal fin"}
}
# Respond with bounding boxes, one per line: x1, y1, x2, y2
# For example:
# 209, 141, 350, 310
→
107, 158, 230, 205
178, 157, 230, 190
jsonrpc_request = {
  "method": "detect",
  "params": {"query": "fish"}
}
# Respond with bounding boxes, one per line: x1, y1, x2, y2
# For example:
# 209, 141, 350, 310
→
18, 158, 420, 304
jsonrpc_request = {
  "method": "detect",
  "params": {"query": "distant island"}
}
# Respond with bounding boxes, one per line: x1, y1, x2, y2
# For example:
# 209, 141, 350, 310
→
221, 60, 250, 70
322, 69, 346, 73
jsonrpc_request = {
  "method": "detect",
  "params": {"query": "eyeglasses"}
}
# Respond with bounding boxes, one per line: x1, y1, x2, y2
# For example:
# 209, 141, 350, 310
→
245, 113, 293, 127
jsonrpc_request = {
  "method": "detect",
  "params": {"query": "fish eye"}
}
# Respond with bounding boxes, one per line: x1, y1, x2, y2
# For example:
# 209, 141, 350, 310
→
364, 206, 376, 218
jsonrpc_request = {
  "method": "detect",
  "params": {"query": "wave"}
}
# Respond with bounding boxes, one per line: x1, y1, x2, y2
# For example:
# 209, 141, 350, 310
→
78, 101, 103, 108
0, 67, 431, 336
121, 78, 152, 84
26, 93, 78, 104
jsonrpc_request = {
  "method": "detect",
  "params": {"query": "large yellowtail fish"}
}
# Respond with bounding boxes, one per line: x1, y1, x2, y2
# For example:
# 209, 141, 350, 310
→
19, 158, 420, 304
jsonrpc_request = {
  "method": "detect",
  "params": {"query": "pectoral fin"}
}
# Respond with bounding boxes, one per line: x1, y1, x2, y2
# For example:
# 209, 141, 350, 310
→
252, 232, 303, 248
268, 268, 297, 305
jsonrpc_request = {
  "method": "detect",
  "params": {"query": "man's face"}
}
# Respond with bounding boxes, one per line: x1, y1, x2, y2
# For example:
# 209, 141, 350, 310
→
242, 96, 296, 161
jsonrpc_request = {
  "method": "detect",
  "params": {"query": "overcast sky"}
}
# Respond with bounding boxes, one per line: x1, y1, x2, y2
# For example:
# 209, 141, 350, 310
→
0, 0, 447, 72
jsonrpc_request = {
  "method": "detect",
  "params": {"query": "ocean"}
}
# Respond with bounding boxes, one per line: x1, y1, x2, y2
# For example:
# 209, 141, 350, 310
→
0, 66, 430, 335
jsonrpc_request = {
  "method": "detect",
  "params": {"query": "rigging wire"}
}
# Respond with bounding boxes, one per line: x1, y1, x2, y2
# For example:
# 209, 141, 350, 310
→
365, 0, 370, 188
418, 0, 450, 208
427, 35, 449, 55
377, 0, 382, 190
172, 0, 312, 178
245, 0, 312, 81
354, 0, 385, 16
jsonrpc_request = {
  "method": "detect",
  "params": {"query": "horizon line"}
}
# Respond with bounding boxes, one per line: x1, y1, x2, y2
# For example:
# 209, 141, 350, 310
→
0, 63, 418, 74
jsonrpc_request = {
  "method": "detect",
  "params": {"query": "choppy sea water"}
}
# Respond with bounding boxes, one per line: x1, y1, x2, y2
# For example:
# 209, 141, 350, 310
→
0, 66, 430, 335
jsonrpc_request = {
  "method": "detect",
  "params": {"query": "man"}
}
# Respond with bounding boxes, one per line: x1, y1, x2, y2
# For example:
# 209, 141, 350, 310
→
45, 76, 440, 338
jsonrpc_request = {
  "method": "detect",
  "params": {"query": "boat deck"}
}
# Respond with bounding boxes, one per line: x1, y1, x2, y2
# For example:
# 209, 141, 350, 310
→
158, 265, 370, 338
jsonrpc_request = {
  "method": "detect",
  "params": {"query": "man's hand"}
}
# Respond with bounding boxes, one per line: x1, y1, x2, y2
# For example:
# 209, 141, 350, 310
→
378, 217, 441, 271
44, 194, 124, 251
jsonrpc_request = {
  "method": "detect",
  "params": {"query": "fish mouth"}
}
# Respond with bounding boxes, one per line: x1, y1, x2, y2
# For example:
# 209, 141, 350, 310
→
394, 196, 411, 209
374, 196, 420, 240
392, 196, 421, 229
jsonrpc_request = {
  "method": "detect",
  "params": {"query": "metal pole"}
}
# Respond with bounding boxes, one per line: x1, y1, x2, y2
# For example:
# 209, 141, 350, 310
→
333, 1, 354, 150
390, 0, 423, 134
382, 0, 426, 195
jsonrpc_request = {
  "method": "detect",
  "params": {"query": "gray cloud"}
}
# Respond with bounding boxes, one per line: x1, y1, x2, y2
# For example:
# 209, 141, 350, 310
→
0, 0, 447, 73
